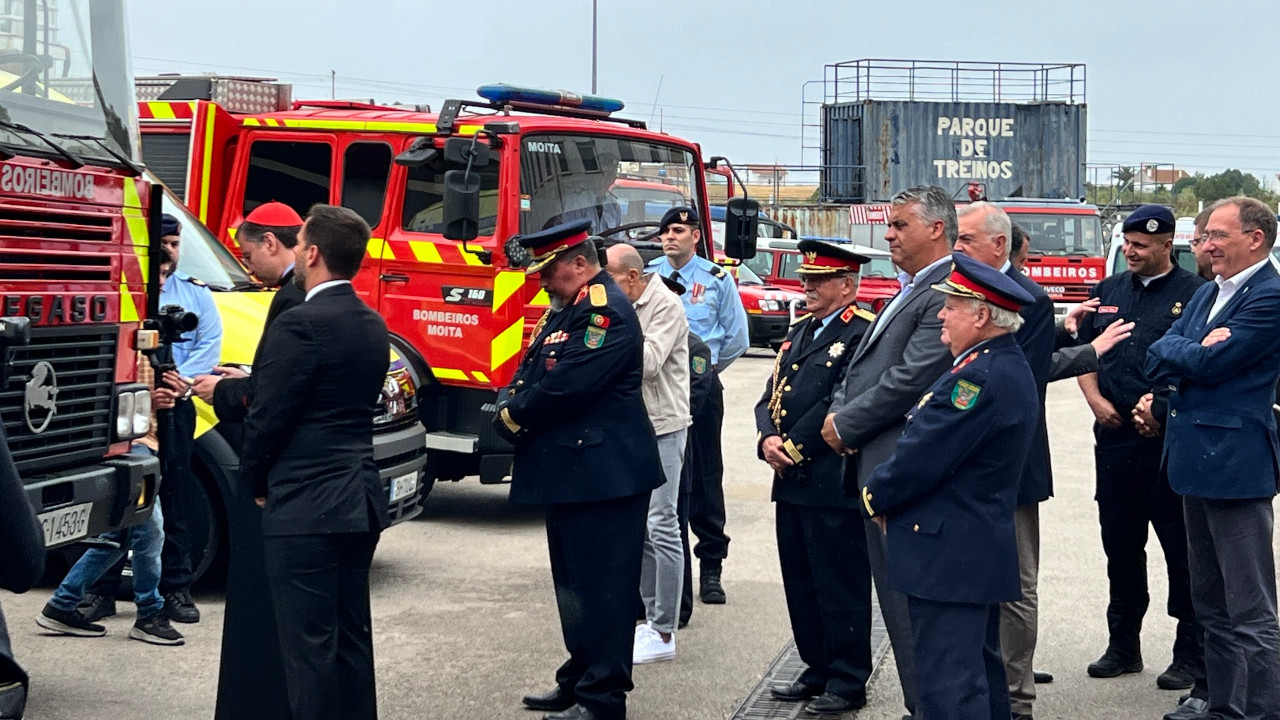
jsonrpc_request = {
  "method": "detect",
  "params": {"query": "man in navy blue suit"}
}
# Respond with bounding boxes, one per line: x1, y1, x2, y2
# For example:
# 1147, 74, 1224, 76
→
861, 252, 1038, 720
1147, 196, 1280, 720
955, 202, 1053, 720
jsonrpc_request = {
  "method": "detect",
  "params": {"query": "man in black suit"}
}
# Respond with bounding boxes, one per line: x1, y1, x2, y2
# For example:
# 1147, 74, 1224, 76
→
499, 220, 663, 720
756, 240, 874, 715
192, 201, 305, 720
239, 204, 391, 720
955, 202, 1053, 720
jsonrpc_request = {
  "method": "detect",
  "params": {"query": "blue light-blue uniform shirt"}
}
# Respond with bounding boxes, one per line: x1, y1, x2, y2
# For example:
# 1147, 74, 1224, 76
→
160, 270, 222, 377
647, 254, 749, 368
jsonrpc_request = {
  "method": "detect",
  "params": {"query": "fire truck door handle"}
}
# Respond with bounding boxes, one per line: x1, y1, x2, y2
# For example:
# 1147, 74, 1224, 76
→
380, 274, 410, 283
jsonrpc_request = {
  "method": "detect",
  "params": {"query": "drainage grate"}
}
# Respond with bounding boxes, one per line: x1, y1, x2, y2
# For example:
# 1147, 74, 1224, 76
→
730, 602, 890, 719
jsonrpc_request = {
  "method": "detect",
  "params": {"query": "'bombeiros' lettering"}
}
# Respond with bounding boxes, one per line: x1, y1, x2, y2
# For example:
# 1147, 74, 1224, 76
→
0, 164, 95, 200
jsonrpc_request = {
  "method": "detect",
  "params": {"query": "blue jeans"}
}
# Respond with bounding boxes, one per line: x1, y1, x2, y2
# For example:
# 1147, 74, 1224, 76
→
49, 449, 166, 619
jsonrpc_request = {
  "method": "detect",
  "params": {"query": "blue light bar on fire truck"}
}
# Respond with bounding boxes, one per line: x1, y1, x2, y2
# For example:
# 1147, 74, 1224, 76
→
476, 84, 625, 114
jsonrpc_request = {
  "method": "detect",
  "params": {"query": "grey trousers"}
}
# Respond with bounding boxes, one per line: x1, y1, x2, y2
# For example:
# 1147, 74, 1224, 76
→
866, 517, 919, 716
641, 428, 687, 634
1000, 503, 1040, 715
1184, 496, 1280, 720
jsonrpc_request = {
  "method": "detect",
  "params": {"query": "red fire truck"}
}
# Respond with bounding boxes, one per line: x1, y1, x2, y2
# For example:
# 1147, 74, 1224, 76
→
848, 198, 1105, 311
136, 78, 755, 491
0, 2, 161, 547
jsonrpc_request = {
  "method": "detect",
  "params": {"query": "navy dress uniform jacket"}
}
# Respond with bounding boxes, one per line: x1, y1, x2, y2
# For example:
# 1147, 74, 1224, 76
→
501, 270, 663, 505
754, 305, 872, 507
1147, 263, 1280, 499
862, 333, 1038, 605
1007, 267, 1055, 505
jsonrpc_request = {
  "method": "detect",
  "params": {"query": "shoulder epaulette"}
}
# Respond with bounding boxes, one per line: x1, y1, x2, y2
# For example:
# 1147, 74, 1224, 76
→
790, 313, 812, 326
185, 276, 208, 288
589, 283, 607, 307
708, 262, 726, 279
854, 308, 875, 322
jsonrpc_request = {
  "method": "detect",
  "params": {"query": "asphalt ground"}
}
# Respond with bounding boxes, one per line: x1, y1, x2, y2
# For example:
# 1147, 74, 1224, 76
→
3, 346, 1278, 719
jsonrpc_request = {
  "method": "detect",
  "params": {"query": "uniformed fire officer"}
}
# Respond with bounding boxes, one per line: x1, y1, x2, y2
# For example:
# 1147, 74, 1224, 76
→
1073, 204, 1206, 689
754, 240, 875, 715
499, 220, 663, 720
647, 206, 748, 608
862, 252, 1038, 720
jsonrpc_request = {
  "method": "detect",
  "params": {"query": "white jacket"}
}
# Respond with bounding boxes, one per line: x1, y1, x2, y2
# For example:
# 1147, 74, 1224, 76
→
634, 273, 691, 435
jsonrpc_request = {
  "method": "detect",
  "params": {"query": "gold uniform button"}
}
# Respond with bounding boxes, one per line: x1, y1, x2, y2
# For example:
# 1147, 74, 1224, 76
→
784, 385, 792, 392
1170, 409, 1177, 417
550, 351, 557, 357
913, 524, 920, 532
781, 410, 788, 417
576, 439, 583, 446
825, 361, 832, 367
792, 364, 799, 370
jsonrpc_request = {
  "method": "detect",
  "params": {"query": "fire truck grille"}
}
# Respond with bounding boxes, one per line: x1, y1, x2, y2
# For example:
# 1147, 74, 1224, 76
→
0, 204, 114, 243
0, 249, 113, 281
0, 325, 118, 475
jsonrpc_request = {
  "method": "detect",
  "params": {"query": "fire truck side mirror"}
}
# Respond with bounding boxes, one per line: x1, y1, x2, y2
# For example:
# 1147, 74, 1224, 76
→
442, 170, 481, 242
395, 137, 439, 168
722, 198, 760, 260
443, 137, 489, 169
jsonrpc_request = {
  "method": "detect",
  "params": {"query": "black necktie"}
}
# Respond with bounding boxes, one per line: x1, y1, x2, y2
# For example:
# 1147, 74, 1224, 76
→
797, 318, 819, 354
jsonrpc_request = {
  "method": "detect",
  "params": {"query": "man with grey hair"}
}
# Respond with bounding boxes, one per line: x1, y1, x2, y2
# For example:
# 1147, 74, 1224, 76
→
604, 243, 691, 665
821, 185, 957, 718
956, 202, 1053, 720
861, 251, 1037, 720
1148, 196, 1280, 720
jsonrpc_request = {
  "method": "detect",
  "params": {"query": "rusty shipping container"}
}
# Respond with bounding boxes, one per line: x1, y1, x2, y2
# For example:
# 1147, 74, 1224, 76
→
822, 100, 1086, 203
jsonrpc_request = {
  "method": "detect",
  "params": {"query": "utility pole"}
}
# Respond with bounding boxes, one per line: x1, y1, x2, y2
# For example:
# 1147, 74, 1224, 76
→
591, 0, 598, 94
331, 70, 336, 99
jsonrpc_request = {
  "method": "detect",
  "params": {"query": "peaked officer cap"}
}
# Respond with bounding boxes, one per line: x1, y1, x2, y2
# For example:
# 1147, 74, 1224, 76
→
795, 239, 871, 276
517, 219, 594, 274
931, 251, 1033, 311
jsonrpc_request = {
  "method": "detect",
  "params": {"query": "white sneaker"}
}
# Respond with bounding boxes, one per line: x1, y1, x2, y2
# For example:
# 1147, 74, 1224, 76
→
632, 623, 675, 664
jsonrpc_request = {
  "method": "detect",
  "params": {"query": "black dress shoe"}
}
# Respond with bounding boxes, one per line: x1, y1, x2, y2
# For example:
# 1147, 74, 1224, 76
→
804, 691, 866, 714
1033, 670, 1054, 684
770, 680, 824, 701
1156, 661, 1195, 690
522, 687, 574, 712
1087, 648, 1143, 678
544, 704, 596, 720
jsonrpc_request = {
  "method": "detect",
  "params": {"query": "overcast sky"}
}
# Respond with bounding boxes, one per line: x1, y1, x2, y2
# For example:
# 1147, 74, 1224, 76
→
128, 0, 1280, 183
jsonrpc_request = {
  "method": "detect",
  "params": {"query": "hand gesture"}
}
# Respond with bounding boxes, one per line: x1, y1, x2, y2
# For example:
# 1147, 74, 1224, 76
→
1065, 298, 1101, 335
1091, 319, 1135, 357
761, 436, 795, 473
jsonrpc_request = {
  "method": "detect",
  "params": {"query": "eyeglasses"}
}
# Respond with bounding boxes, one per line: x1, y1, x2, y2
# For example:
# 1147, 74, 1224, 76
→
1202, 230, 1247, 243
1189, 236, 1206, 247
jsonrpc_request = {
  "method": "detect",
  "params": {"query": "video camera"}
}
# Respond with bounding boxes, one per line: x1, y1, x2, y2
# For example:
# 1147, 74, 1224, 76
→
142, 304, 197, 375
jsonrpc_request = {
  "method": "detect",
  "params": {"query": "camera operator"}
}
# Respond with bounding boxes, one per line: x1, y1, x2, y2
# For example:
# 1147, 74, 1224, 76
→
81, 224, 221, 625
36, 355, 188, 645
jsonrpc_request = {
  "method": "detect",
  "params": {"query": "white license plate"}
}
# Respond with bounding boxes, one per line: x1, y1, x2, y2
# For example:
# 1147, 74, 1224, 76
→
38, 502, 93, 547
389, 472, 419, 503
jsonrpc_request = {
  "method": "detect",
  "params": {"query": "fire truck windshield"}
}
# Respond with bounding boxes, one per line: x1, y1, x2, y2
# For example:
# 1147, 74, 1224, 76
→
0, 1, 137, 165
1011, 212, 1104, 257
519, 134, 700, 239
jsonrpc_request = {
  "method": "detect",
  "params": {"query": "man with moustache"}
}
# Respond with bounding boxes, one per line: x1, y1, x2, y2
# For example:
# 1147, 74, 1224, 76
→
862, 252, 1038, 720
756, 240, 874, 715
502, 220, 662, 720
955, 202, 1052, 720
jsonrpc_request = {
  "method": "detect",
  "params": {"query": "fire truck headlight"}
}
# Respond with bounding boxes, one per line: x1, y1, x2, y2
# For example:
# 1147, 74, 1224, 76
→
132, 390, 151, 437
114, 384, 151, 441
757, 299, 780, 312
115, 392, 134, 439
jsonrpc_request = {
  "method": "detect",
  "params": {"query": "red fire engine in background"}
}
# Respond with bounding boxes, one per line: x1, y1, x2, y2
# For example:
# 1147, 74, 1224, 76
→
136, 77, 757, 494
0, 2, 162, 548
848, 196, 1106, 310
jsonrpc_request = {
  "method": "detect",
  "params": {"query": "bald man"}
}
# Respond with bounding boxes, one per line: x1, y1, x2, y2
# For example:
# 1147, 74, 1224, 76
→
606, 243, 692, 664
